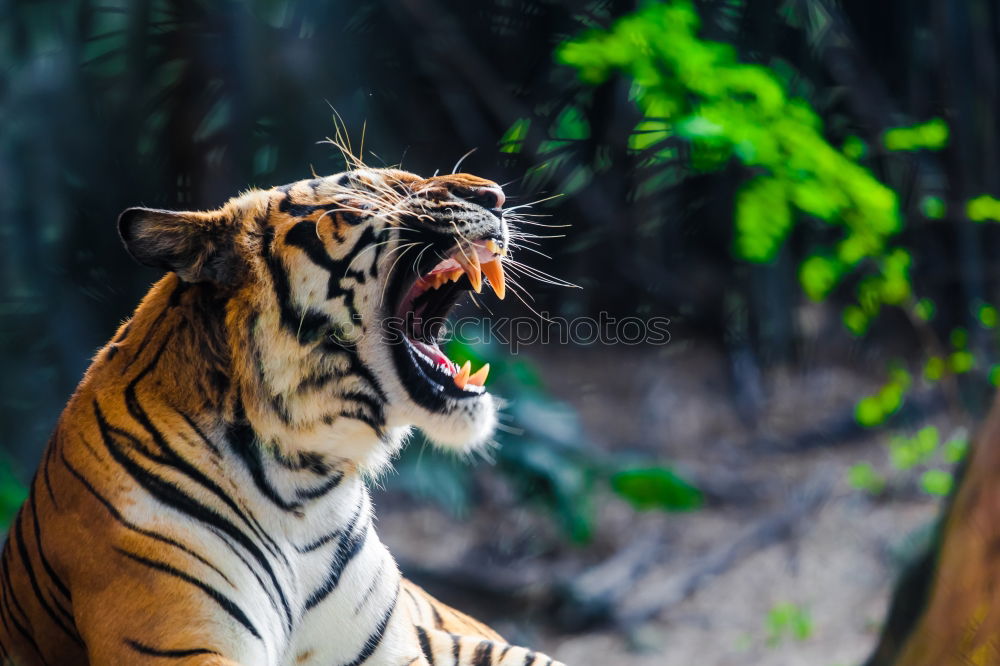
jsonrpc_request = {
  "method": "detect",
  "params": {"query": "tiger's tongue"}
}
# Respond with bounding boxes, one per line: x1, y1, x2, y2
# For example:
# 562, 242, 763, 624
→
411, 338, 454, 369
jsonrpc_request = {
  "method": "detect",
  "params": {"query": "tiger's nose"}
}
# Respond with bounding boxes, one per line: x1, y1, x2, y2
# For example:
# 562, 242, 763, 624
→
461, 186, 505, 210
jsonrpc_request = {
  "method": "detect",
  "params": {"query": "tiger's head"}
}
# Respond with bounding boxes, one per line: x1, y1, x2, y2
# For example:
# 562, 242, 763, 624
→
118, 168, 510, 471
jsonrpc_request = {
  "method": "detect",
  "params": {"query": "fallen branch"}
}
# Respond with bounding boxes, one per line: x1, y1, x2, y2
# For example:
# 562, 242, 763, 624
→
613, 474, 834, 630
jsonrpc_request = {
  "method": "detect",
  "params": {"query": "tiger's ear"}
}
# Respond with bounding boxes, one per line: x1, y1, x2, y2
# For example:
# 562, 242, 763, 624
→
118, 207, 241, 284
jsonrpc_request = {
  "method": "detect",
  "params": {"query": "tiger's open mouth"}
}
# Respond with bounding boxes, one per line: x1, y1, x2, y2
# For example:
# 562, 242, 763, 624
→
389, 239, 505, 407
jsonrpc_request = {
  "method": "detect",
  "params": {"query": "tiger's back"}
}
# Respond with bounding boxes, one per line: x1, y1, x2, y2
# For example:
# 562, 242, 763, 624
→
0, 168, 562, 665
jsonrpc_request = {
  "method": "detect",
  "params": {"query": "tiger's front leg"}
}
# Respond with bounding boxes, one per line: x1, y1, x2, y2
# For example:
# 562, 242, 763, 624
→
400, 581, 563, 666
66, 535, 274, 666
412, 627, 563, 666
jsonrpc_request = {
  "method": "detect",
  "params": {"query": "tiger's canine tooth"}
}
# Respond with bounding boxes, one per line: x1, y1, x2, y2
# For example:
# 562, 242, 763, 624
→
454, 360, 472, 389
467, 363, 490, 387
457, 251, 482, 293
481, 257, 506, 300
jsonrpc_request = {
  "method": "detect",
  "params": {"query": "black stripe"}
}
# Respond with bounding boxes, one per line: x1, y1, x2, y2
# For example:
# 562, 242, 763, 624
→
176, 410, 222, 457
472, 641, 494, 666
59, 451, 234, 587
450, 633, 461, 663
403, 587, 424, 623
116, 549, 261, 640
305, 502, 369, 610
273, 450, 332, 474
123, 332, 285, 559
119, 287, 177, 375
277, 192, 344, 219
27, 491, 70, 600
354, 560, 385, 615
330, 408, 384, 437
125, 639, 220, 659
499, 644, 512, 661
227, 416, 302, 512
342, 349, 388, 404
523, 651, 537, 666
11, 505, 81, 644
261, 224, 331, 343
430, 604, 444, 629
0, 545, 50, 665
113, 322, 132, 343
339, 582, 399, 666
90, 402, 292, 631
26, 492, 73, 628
118, 331, 290, 567
284, 220, 374, 297
296, 529, 341, 554
415, 626, 435, 665
40, 437, 59, 509
296, 470, 344, 502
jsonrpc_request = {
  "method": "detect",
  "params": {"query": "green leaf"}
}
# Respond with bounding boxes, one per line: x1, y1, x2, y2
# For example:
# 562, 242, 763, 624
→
920, 195, 946, 220
967, 195, 1000, 223
950, 328, 968, 349
944, 438, 969, 464
883, 118, 949, 152
924, 356, 945, 381
914, 298, 936, 321
766, 603, 813, 646
499, 117, 531, 154
551, 105, 589, 141
841, 135, 866, 160
847, 462, 885, 494
734, 177, 792, 263
978, 304, 999, 329
610, 466, 702, 511
842, 305, 870, 336
800, 255, 844, 301
949, 350, 975, 374
855, 396, 885, 427
920, 469, 953, 496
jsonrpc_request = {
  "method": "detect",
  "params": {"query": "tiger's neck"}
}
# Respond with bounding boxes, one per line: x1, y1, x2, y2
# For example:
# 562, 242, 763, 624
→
85, 275, 376, 509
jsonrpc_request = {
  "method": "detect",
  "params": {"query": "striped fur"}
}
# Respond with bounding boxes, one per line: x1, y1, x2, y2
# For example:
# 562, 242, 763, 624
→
0, 169, 564, 665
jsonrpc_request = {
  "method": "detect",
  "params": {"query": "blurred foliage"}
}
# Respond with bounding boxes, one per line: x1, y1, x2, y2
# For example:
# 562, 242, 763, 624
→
0, 457, 27, 530
556, 0, 903, 309
882, 118, 949, 152
765, 602, 813, 647
610, 466, 702, 512
538, 0, 1000, 503
968, 195, 1000, 223
854, 366, 911, 427
846, 426, 969, 498
392, 334, 703, 543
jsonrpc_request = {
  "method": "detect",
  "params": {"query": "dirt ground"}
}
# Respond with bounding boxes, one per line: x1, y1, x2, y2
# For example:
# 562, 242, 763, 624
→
375, 343, 945, 666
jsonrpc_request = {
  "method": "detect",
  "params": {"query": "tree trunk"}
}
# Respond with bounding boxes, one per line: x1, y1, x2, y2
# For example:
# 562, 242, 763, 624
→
868, 392, 1000, 665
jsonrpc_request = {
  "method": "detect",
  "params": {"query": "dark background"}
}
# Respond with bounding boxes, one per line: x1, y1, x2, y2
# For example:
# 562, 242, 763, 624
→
3, 1, 1000, 663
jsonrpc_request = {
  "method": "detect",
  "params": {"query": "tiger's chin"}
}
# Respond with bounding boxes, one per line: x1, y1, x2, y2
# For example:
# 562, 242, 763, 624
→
409, 392, 498, 454
382, 336, 499, 454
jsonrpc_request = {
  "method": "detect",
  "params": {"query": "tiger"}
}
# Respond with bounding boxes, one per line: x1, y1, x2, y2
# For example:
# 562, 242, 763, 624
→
0, 167, 566, 666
